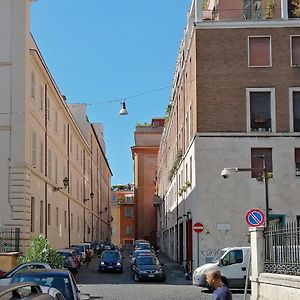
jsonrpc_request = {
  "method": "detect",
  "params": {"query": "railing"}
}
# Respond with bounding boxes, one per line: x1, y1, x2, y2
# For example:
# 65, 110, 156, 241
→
251, 118, 272, 132
265, 222, 300, 276
202, 8, 284, 21
0, 227, 20, 252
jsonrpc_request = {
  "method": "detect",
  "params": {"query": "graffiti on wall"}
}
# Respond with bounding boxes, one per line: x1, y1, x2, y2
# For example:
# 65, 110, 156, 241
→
201, 248, 221, 259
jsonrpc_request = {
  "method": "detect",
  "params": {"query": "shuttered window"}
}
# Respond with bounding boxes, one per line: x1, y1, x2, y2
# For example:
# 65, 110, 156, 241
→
249, 36, 271, 67
31, 132, 37, 166
251, 148, 273, 178
291, 36, 300, 66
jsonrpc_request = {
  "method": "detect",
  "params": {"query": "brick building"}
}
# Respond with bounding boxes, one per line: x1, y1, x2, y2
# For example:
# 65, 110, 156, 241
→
156, 0, 300, 270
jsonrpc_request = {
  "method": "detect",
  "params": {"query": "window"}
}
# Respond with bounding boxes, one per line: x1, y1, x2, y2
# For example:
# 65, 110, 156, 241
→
295, 148, 300, 176
63, 124, 66, 144
291, 36, 300, 66
289, 89, 300, 132
40, 85, 44, 110
56, 207, 59, 227
48, 149, 52, 179
125, 208, 133, 218
248, 36, 271, 67
31, 131, 37, 167
222, 250, 243, 266
39, 141, 43, 173
125, 196, 133, 204
55, 156, 58, 184
190, 156, 192, 184
47, 97, 50, 120
125, 225, 132, 235
40, 201, 44, 234
31, 197, 35, 232
54, 111, 58, 132
76, 144, 79, 161
246, 88, 275, 132
251, 148, 273, 178
47, 204, 51, 226
31, 71, 36, 98
64, 211, 67, 229
70, 134, 73, 153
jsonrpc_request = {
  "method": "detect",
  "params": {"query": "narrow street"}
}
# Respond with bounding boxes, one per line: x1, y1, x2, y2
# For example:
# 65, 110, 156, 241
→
77, 251, 250, 300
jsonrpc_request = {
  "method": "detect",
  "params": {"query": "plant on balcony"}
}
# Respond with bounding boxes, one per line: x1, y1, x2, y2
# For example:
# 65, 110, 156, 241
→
178, 190, 183, 197
289, 0, 300, 18
181, 186, 187, 192
168, 150, 183, 182
164, 103, 173, 125
264, 0, 276, 19
185, 181, 192, 188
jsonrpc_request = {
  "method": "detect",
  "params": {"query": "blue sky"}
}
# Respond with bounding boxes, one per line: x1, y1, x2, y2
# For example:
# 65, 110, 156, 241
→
30, 0, 192, 185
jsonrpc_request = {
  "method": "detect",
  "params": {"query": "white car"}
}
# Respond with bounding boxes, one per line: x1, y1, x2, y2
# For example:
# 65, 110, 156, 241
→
193, 246, 250, 289
0, 262, 51, 286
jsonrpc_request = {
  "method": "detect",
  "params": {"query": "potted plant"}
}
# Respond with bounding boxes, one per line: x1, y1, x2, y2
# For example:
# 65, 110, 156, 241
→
264, 0, 276, 19
185, 181, 192, 188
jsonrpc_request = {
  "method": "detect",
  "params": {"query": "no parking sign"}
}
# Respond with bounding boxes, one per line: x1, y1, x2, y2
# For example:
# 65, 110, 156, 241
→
246, 209, 265, 227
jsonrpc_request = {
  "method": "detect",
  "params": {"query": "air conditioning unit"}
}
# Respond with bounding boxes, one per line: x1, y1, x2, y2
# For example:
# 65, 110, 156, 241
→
296, 168, 300, 176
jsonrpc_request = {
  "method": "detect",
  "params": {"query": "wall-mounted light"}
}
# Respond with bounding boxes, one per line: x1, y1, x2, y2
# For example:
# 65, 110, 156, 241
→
53, 177, 69, 192
84, 192, 94, 203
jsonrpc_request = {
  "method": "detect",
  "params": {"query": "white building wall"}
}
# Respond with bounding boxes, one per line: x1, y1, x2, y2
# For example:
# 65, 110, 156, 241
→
163, 134, 300, 270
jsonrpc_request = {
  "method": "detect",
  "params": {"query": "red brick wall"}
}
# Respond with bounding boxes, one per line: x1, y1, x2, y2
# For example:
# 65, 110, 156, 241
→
195, 27, 300, 133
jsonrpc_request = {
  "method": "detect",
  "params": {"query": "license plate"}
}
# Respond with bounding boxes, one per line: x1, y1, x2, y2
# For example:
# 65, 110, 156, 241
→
148, 274, 154, 277
108, 266, 113, 269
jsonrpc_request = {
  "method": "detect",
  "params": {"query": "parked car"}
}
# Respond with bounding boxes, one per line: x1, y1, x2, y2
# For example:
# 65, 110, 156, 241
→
131, 255, 166, 282
99, 250, 123, 272
0, 282, 59, 300
192, 246, 250, 289
0, 262, 51, 286
130, 249, 153, 265
10, 269, 89, 300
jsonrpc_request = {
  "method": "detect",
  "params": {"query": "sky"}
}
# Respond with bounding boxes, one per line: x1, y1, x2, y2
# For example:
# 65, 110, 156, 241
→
30, 0, 192, 185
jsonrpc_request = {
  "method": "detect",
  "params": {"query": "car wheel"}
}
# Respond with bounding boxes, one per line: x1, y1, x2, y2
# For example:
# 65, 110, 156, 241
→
133, 273, 139, 282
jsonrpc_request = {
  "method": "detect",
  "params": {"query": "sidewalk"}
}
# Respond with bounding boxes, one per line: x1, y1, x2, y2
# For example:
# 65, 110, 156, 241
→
158, 252, 192, 285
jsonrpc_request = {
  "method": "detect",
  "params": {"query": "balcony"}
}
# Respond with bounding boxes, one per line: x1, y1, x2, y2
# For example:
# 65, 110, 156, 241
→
251, 118, 272, 132
153, 195, 162, 207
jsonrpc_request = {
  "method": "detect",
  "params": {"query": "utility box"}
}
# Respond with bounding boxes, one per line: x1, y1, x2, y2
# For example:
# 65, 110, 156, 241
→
0, 252, 19, 271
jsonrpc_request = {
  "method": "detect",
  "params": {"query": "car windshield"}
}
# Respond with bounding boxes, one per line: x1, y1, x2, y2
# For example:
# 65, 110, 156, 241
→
137, 243, 150, 249
136, 257, 159, 265
102, 252, 120, 260
133, 250, 151, 257
12, 274, 74, 300
211, 250, 227, 263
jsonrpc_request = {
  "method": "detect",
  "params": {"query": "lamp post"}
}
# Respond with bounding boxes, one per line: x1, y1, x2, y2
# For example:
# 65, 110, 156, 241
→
83, 192, 94, 242
221, 155, 270, 227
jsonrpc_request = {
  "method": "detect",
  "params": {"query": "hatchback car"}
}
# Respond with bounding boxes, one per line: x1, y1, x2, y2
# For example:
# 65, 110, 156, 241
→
0, 263, 51, 286
98, 250, 123, 272
130, 249, 152, 265
131, 255, 166, 282
10, 269, 89, 300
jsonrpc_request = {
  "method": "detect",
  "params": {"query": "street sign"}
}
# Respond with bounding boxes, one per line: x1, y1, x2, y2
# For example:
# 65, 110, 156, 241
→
246, 209, 265, 227
193, 222, 204, 233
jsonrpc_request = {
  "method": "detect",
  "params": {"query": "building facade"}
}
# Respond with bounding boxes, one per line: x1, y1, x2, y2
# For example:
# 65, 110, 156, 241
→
0, 0, 112, 250
131, 119, 164, 246
156, 0, 300, 270
111, 185, 135, 248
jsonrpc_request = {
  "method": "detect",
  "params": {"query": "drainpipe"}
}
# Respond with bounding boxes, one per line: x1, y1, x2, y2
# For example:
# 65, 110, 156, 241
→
44, 84, 48, 238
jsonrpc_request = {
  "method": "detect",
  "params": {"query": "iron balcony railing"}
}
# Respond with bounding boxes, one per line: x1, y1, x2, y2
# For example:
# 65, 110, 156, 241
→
265, 222, 300, 276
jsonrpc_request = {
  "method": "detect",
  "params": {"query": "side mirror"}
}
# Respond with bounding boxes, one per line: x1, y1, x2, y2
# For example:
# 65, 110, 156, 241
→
156, 250, 160, 254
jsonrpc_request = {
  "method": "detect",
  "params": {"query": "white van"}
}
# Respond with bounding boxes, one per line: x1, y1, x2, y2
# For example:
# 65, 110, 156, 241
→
193, 246, 250, 289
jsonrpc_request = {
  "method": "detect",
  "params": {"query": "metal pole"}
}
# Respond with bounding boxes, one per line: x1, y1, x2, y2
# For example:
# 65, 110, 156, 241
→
262, 156, 270, 227
197, 233, 200, 267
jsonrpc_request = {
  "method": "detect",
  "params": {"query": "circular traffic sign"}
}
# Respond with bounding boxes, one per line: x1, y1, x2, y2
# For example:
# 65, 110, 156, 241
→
193, 222, 204, 233
246, 209, 265, 227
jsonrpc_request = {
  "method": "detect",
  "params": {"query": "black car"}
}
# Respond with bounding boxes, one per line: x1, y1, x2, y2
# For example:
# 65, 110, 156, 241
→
99, 250, 123, 272
131, 255, 166, 282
